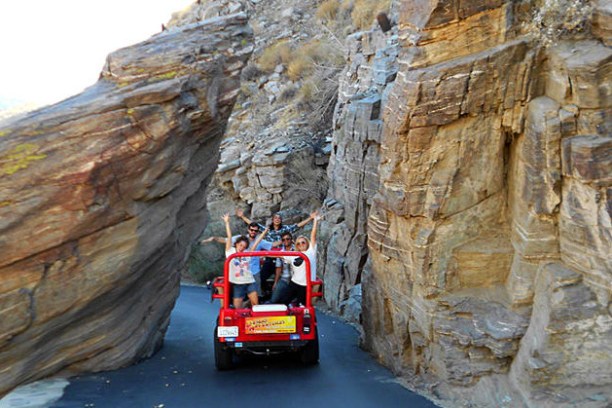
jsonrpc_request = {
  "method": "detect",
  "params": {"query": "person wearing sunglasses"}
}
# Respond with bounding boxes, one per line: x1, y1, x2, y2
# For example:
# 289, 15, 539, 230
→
235, 208, 318, 298
222, 213, 269, 308
235, 208, 317, 246
268, 232, 295, 304
279, 211, 320, 306
200, 218, 273, 298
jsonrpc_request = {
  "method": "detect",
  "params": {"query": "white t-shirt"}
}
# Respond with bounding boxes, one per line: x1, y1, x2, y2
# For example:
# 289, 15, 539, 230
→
226, 248, 255, 284
275, 245, 294, 280
284, 244, 317, 286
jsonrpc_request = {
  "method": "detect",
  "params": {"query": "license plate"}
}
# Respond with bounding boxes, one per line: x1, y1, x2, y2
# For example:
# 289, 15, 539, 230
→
245, 316, 296, 334
217, 326, 239, 337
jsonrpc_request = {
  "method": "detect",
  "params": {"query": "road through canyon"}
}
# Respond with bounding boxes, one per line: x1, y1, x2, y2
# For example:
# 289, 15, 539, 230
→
49, 285, 437, 408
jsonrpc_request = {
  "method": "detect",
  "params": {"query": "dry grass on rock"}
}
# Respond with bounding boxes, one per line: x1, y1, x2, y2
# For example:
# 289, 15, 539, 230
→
316, 0, 391, 32
316, 0, 342, 22
258, 41, 293, 72
253, 37, 344, 132
351, 0, 391, 30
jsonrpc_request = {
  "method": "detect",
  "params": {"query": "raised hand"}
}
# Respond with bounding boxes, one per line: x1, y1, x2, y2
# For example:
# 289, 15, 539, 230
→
297, 210, 318, 228
310, 211, 319, 246
223, 213, 232, 251
235, 208, 252, 225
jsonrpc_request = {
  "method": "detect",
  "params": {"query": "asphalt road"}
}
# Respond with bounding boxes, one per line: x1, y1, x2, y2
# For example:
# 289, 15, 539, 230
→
52, 285, 437, 408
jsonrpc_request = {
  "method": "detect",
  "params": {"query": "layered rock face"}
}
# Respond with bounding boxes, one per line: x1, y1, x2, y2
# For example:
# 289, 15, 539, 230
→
325, 0, 611, 406
0, 14, 252, 395
321, 26, 399, 318
174, 0, 334, 281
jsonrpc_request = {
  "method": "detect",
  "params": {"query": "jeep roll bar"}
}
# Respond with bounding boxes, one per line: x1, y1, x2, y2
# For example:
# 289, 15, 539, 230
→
212, 250, 323, 308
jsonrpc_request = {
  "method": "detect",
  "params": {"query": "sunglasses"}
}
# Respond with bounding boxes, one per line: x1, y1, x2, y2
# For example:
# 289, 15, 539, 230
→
282, 237, 292, 241
249, 228, 259, 232
296, 241, 307, 245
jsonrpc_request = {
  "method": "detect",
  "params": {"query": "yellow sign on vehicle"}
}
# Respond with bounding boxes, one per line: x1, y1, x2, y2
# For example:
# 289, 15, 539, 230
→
245, 316, 296, 334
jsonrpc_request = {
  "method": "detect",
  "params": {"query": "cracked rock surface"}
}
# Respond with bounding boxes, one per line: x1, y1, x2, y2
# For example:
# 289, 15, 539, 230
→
0, 13, 252, 396
322, 0, 611, 406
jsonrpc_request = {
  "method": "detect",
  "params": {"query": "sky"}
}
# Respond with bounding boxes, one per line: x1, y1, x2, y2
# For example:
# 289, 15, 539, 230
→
0, 0, 194, 108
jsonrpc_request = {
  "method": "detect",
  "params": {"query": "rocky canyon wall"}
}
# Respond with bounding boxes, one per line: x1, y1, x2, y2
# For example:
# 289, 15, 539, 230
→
175, 0, 335, 281
320, 24, 399, 319
324, 0, 611, 406
0, 14, 252, 395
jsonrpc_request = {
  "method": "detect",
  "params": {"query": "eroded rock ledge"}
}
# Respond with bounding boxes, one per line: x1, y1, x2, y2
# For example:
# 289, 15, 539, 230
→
0, 13, 252, 395
322, 0, 610, 406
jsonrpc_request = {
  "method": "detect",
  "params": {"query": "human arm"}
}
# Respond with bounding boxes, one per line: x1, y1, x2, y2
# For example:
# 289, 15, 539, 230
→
235, 208, 253, 225
296, 210, 318, 228
222, 213, 232, 252
200, 236, 226, 244
310, 211, 319, 247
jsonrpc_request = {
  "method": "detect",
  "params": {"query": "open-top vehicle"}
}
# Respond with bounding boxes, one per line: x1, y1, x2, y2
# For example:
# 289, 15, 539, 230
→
212, 250, 323, 370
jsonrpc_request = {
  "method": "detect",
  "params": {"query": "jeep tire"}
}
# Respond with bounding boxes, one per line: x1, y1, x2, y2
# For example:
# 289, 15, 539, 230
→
299, 328, 319, 365
214, 326, 234, 370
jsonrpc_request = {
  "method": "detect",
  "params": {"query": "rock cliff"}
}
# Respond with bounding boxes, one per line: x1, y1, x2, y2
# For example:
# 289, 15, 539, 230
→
322, 0, 611, 406
0, 13, 252, 395
2, 0, 606, 405
175, 0, 340, 281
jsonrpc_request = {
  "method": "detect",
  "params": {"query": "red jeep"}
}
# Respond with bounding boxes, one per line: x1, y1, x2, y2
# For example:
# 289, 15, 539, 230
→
212, 250, 323, 370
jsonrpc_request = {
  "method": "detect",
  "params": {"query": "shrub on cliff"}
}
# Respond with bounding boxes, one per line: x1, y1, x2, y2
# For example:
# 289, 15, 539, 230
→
316, 0, 391, 32
287, 40, 342, 81
316, 0, 341, 22
351, 0, 391, 30
241, 62, 263, 82
259, 38, 342, 130
187, 243, 224, 284
258, 41, 292, 72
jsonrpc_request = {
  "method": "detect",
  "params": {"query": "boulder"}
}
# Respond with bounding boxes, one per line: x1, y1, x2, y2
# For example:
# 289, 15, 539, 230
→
0, 13, 252, 395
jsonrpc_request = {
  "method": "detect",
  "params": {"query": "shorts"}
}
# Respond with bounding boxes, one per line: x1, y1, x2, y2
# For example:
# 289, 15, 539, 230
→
232, 282, 258, 299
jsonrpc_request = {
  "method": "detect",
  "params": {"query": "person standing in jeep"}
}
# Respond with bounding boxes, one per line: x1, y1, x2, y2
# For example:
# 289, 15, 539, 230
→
268, 231, 294, 304
280, 211, 319, 305
222, 213, 269, 308
235, 208, 318, 298
201, 215, 273, 298
235, 208, 317, 247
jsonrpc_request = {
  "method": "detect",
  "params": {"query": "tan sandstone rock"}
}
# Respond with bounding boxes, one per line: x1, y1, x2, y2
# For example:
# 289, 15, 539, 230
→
510, 262, 612, 406
324, 0, 611, 406
0, 13, 252, 395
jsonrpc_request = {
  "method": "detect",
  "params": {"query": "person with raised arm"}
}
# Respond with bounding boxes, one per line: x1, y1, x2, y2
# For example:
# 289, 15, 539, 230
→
235, 208, 318, 297
222, 213, 269, 308
201, 214, 273, 298
279, 211, 320, 306
268, 231, 294, 304
235, 208, 317, 247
